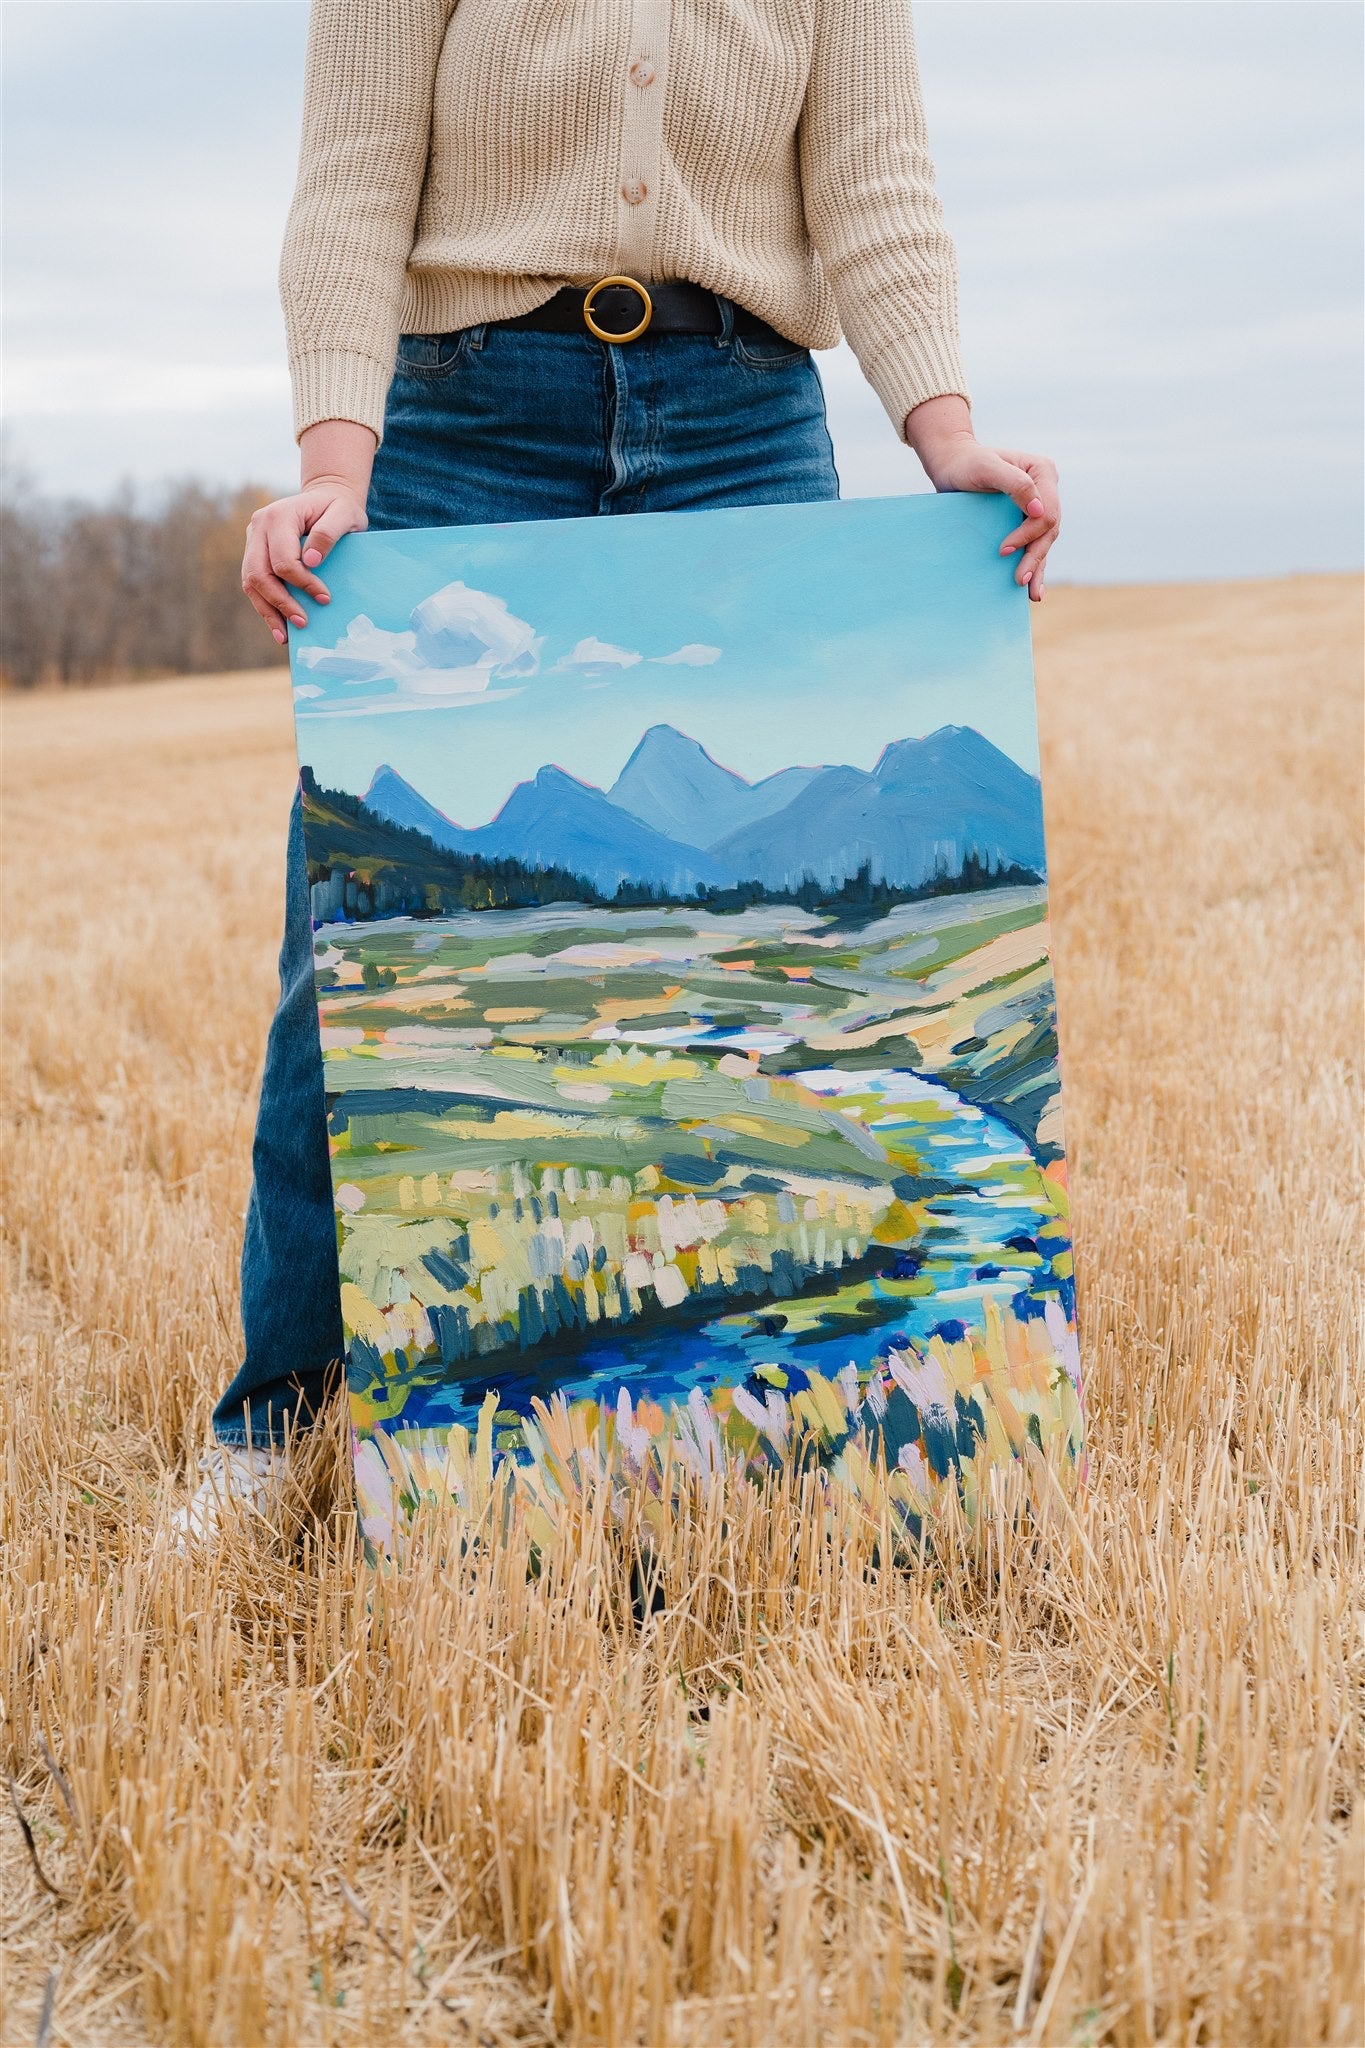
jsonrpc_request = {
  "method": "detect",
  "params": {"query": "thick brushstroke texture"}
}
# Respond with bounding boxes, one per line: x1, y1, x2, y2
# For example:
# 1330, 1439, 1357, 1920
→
307, 890, 1078, 1549
285, 498, 1081, 1549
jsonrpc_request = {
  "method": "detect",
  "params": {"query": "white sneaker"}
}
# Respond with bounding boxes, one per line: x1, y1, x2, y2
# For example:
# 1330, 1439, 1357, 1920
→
167, 1445, 288, 1554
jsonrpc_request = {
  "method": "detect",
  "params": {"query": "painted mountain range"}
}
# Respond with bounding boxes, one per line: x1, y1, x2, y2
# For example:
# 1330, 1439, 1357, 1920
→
360, 723, 1045, 896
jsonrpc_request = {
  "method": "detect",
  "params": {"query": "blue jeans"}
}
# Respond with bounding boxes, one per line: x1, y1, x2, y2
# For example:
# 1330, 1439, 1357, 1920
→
213, 304, 839, 1446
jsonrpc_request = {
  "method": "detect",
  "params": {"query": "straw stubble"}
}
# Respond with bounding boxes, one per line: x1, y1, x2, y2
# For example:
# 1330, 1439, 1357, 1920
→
1, 576, 1360, 2045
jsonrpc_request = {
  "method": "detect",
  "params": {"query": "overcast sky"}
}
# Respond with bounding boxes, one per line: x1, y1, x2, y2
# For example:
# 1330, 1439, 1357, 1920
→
4, 1, 1361, 582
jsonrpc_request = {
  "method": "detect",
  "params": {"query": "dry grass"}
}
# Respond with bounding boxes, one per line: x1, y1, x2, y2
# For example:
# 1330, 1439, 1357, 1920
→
1, 575, 1361, 2046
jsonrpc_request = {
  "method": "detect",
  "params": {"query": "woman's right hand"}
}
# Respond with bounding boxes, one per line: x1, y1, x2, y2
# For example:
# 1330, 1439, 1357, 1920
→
241, 420, 377, 643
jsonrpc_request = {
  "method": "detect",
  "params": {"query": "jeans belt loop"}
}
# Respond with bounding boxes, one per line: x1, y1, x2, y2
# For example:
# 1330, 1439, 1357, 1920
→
714, 293, 735, 348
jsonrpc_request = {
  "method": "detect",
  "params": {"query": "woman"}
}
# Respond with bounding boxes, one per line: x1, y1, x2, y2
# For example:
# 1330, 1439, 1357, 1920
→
177, 0, 1060, 1542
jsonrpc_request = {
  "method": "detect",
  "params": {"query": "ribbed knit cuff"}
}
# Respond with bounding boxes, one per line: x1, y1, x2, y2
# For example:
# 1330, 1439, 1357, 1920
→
861, 327, 972, 442
290, 349, 395, 444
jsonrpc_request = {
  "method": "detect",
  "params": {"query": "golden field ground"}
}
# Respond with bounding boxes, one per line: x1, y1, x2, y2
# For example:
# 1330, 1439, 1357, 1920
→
1, 575, 1361, 2047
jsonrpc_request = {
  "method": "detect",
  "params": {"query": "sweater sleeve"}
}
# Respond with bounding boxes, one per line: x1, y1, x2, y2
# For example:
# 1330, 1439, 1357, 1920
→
279, 0, 454, 443
799, 0, 969, 439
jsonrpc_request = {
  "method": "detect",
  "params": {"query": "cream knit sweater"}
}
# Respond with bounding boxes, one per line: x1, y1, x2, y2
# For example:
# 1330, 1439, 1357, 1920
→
281, 0, 968, 446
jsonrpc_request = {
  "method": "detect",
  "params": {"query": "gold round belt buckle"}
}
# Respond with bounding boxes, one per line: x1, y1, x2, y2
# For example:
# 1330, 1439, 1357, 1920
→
583, 275, 653, 344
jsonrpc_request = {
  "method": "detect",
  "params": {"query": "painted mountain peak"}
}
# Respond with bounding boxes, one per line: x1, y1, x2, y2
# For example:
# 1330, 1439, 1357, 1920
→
363, 763, 464, 846
708, 722, 1045, 892
342, 722, 1043, 912
607, 723, 820, 847
477, 762, 724, 895
357, 759, 716, 895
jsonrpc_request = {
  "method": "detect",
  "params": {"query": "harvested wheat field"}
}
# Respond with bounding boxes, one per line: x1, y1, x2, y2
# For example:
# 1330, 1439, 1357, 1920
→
1, 575, 1361, 2047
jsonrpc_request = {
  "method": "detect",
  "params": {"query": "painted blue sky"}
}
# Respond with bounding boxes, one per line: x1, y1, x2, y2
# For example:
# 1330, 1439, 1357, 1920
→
292, 494, 1038, 824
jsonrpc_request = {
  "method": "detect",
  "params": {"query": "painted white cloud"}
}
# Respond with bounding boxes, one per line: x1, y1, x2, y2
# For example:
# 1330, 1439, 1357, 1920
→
411, 581, 542, 676
296, 613, 413, 686
292, 681, 323, 700
294, 580, 541, 716
555, 637, 643, 675
295, 687, 525, 721
650, 643, 722, 667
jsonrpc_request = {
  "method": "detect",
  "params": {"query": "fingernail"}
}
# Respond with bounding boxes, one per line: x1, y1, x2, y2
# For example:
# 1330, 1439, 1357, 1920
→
272, 629, 286, 644
292, 614, 306, 627
1001, 545, 1017, 556
302, 549, 322, 568
1027, 497, 1045, 517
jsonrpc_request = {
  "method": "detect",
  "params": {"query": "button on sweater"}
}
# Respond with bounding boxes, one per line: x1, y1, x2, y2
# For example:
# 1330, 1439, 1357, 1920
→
281, 0, 969, 446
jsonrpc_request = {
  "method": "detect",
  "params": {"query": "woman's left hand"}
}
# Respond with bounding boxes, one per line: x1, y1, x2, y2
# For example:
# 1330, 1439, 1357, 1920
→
905, 395, 1060, 601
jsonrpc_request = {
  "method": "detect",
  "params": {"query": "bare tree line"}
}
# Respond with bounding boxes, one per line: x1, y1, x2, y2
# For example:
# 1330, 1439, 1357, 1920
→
1, 475, 287, 687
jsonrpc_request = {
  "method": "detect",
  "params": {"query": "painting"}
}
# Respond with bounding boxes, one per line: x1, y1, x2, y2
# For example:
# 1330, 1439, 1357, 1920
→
289, 494, 1081, 1553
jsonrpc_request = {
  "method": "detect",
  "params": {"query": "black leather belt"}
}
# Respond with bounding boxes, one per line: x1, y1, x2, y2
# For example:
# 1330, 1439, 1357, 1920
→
494, 276, 785, 345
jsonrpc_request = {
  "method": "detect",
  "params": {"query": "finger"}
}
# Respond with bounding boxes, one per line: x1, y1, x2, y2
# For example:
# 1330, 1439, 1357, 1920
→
996, 462, 1045, 518
256, 507, 331, 602
1000, 508, 1060, 556
246, 561, 309, 630
990, 451, 1061, 530
1018, 455, 1061, 530
241, 532, 285, 638
1000, 460, 1060, 551
962, 455, 1038, 517
301, 507, 366, 573
1000, 513, 1051, 557
1024, 449, 1060, 491
267, 530, 331, 606
243, 586, 289, 644
243, 516, 310, 614
1015, 535, 1053, 592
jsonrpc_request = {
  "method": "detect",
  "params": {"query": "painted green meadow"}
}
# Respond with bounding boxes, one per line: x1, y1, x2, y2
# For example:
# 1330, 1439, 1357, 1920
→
312, 888, 1080, 1550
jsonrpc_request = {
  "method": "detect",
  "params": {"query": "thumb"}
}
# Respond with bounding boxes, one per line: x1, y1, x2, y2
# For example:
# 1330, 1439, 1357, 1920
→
302, 499, 367, 568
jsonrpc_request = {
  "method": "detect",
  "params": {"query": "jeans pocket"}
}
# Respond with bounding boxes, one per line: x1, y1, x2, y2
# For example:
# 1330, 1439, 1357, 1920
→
395, 330, 480, 377
730, 334, 809, 372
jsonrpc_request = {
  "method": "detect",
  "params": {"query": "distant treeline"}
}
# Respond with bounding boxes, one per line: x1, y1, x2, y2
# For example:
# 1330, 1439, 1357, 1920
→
303, 773, 1041, 923
303, 774, 604, 919
683, 851, 1038, 914
0, 477, 287, 687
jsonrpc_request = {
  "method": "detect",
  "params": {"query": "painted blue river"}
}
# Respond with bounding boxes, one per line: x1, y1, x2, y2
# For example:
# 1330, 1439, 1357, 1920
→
391, 1062, 1067, 1434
